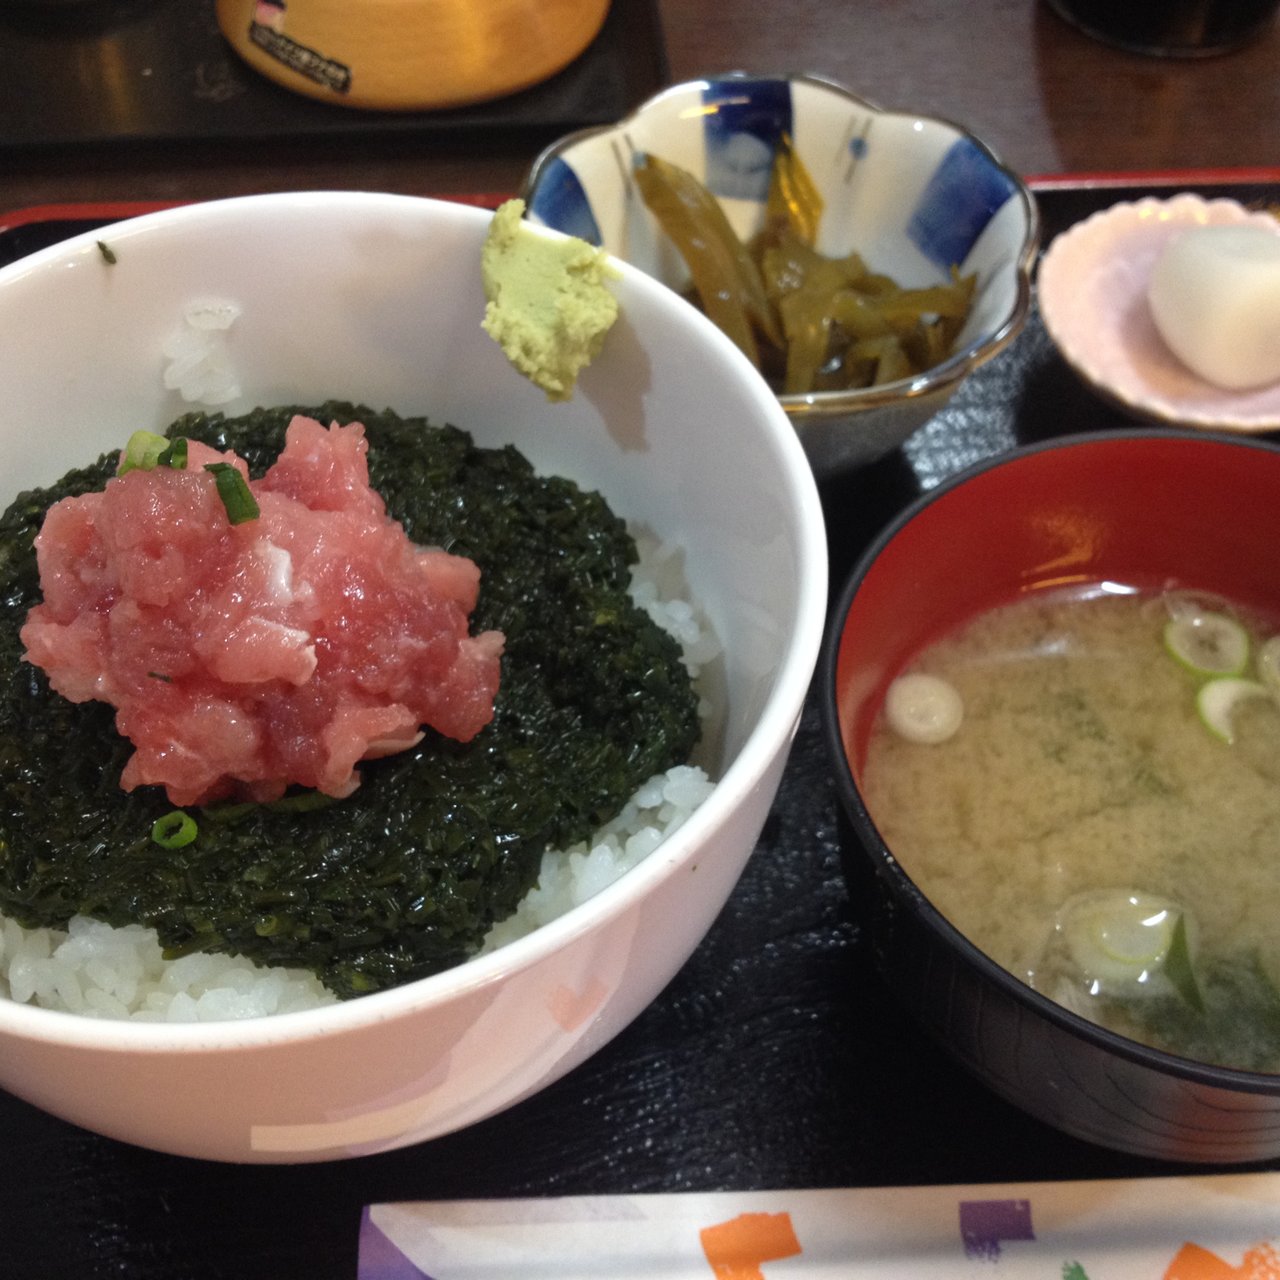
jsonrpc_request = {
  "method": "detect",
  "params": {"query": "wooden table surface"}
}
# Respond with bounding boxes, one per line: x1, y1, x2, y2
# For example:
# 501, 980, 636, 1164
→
2, 10, 1280, 1278
4, 0, 1279, 214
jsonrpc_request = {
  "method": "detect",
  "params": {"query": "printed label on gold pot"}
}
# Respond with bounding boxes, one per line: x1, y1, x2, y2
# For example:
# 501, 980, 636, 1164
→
247, 0, 352, 94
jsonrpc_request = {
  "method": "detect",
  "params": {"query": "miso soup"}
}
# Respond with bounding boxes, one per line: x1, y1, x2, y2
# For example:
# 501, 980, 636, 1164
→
862, 586, 1280, 1073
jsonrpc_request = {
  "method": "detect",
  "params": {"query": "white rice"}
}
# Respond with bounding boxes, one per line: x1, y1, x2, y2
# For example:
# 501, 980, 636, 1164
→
161, 300, 242, 406
0, 537, 718, 1021
0, 915, 335, 1022
480, 762, 714, 953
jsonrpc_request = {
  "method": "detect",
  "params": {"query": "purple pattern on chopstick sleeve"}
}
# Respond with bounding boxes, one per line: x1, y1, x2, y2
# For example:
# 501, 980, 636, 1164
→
358, 1208, 436, 1280
958, 1197, 1035, 1260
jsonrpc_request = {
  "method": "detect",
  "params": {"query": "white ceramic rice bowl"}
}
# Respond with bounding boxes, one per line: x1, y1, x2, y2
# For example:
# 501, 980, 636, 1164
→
0, 192, 827, 1162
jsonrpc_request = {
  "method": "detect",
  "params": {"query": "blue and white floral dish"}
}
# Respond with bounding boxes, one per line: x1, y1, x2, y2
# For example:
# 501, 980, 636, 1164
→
522, 72, 1040, 474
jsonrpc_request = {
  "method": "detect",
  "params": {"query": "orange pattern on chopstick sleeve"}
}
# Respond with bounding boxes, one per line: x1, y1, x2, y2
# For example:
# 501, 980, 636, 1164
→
699, 1212, 802, 1280
1163, 1241, 1280, 1279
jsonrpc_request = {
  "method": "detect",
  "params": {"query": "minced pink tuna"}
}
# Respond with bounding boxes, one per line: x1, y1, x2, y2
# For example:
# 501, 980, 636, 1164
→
19, 415, 504, 806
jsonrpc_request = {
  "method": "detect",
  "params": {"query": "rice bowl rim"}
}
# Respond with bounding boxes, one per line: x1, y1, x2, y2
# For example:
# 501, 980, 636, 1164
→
0, 191, 829, 1053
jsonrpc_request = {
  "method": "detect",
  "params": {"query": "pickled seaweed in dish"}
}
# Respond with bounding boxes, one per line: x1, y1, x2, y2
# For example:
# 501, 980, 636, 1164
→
634, 144, 976, 395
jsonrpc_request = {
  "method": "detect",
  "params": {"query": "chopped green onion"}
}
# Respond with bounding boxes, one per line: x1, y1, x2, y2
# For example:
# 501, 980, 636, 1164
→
147, 671, 173, 683
117, 431, 170, 476
1196, 676, 1270, 744
1259, 635, 1280, 698
199, 791, 338, 824
203, 462, 260, 525
151, 810, 198, 849
1060, 889, 1180, 994
158, 436, 188, 469
884, 672, 963, 744
199, 801, 257, 824
264, 790, 338, 814
96, 240, 117, 265
1165, 913, 1205, 1013
117, 431, 189, 476
1164, 611, 1249, 677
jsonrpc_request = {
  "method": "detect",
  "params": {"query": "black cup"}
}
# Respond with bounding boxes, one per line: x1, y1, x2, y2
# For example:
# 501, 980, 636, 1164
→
1045, 0, 1279, 55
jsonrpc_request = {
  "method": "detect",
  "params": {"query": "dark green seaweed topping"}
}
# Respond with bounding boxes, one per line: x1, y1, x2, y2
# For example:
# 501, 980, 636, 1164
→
0, 403, 700, 997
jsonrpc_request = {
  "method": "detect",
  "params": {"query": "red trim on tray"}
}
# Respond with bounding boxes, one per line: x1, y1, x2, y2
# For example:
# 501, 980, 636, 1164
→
2, 177, 1272, 245
3, 178, 1275, 234
0, 200, 184, 233
1028, 167, 1280, 189
0, 192, 510, 234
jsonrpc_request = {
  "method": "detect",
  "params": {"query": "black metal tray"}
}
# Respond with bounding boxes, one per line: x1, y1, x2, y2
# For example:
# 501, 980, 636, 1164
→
1, 177, 1278, 1280
0, 0, 666, 155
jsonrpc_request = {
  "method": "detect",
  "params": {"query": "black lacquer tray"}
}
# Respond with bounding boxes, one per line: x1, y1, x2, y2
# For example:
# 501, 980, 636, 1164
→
0, 0, 666, 155
1, 176, 1279, 1280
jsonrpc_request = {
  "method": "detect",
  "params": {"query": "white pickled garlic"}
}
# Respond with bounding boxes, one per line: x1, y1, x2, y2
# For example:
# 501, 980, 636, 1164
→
1148, 224, 1280, 392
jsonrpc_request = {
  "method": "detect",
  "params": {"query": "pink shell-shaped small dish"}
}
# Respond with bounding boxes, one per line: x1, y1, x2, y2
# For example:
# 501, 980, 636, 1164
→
1038, 194, 1280, 432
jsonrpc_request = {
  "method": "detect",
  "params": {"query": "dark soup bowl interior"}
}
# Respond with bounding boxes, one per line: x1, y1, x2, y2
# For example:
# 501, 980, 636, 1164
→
824, 429, 1280, 1164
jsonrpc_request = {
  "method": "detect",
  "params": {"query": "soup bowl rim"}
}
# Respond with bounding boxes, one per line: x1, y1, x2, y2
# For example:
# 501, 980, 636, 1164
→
823, 425, 1280, 1098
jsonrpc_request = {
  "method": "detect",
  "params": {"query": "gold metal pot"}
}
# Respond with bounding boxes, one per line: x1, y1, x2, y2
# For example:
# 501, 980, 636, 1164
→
215, 0, 610, 111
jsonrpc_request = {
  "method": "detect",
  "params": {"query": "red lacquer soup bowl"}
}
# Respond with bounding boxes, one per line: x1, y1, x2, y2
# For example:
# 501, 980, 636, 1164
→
823, 429, 1280, 1163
